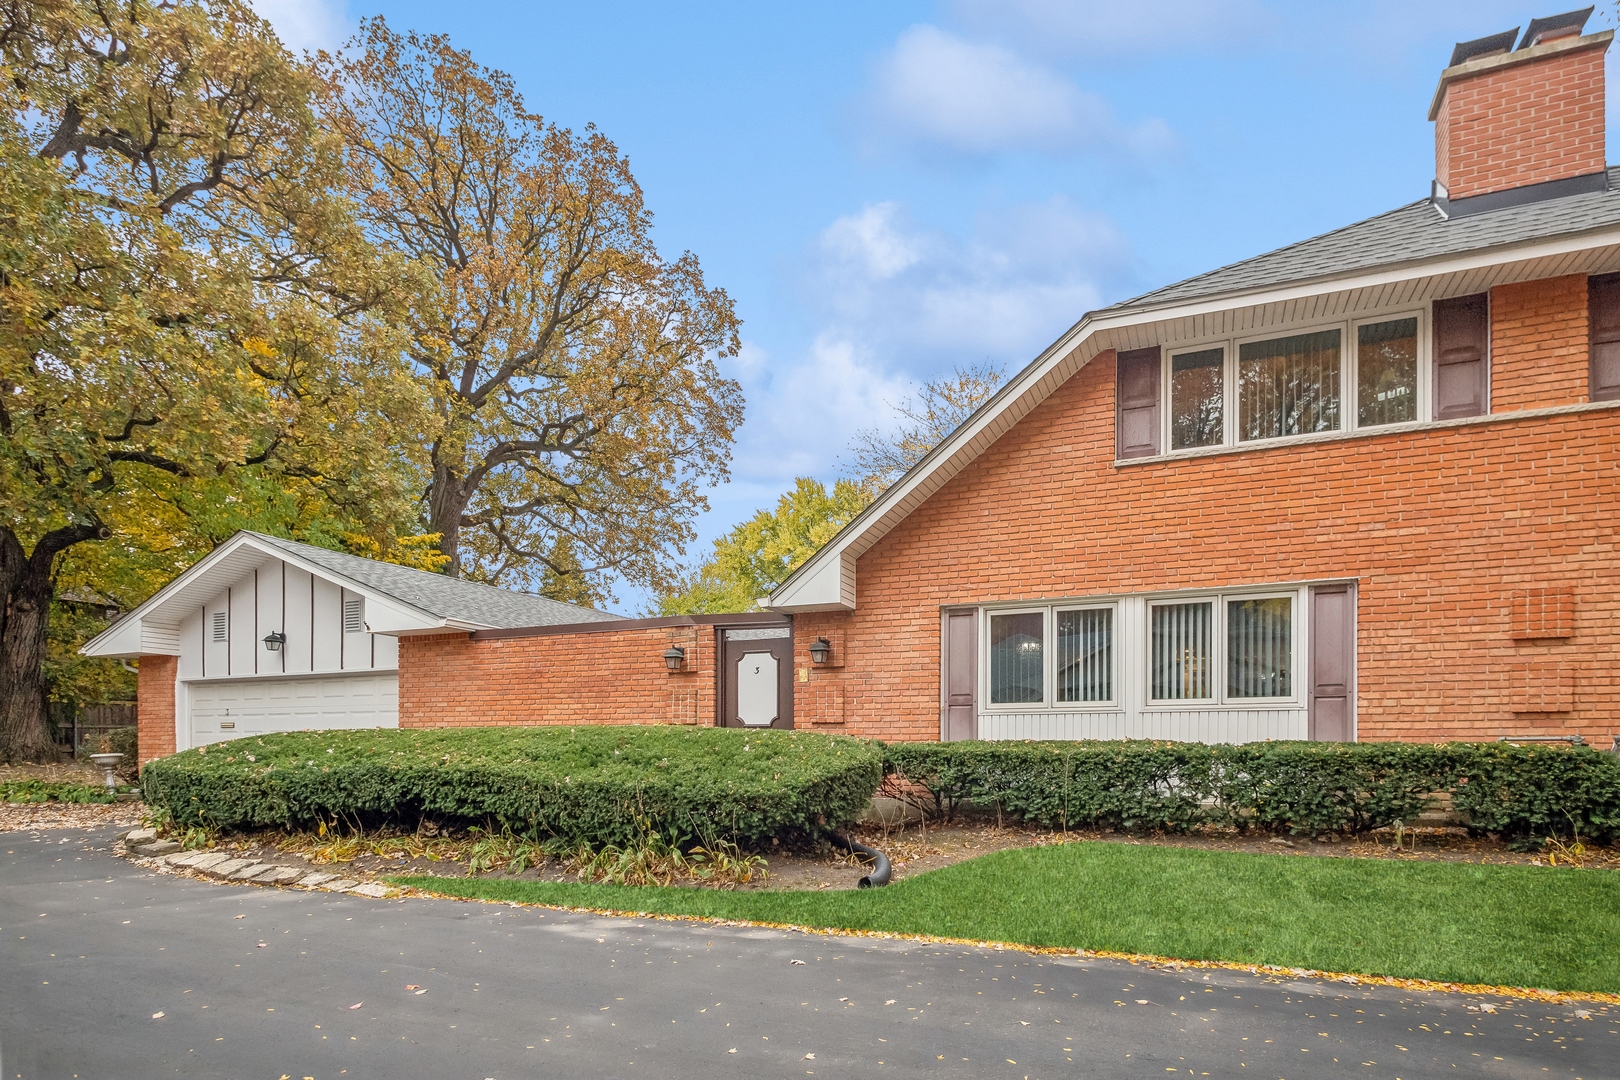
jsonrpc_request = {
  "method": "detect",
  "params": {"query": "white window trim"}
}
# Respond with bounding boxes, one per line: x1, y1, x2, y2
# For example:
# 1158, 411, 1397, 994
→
1145, 588, 1305, 710
1153, 307, 1431, 459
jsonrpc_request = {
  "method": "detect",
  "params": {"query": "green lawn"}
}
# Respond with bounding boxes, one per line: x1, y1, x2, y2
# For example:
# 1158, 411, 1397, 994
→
395, 841, 1620, 994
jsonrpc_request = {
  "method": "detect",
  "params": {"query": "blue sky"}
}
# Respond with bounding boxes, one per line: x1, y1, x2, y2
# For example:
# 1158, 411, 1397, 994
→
254, 0, 1616, 610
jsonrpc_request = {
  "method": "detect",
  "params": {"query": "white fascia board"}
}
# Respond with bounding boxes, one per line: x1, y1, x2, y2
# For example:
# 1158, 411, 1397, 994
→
766, 225, 1620, 614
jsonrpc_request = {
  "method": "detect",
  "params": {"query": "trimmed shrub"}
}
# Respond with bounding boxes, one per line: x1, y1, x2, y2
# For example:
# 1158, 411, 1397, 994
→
883, 739, 1620, 841
140, 726, 884, 847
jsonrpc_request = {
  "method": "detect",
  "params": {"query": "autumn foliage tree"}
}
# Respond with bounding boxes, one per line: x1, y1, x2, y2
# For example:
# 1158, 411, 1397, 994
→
321, 21, 745, 603
0, 1, 421, 759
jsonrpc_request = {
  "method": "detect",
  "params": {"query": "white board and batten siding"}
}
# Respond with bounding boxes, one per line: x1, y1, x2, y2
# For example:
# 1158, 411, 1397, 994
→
175, 557, 399, 749
977, 709, 1308, 743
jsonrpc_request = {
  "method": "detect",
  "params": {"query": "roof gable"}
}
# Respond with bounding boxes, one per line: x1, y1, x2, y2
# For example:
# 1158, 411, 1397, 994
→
769, 175, 1620, 612
81, 531, 620, 657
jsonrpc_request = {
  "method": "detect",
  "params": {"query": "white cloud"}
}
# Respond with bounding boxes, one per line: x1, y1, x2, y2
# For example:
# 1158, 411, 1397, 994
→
249, 0, 350, 55
949, 0, 1274, 59
806, 198, 1131, 364
866, 25, 1176, 158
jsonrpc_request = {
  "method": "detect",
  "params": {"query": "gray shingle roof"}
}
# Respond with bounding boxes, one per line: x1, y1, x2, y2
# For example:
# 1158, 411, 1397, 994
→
247, 532, 622, 629
1105, 167, 1620, 312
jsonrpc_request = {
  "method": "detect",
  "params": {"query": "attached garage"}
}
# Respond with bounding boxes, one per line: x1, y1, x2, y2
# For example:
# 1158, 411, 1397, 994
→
187, 672, 400, 747
82, 531, 620, 764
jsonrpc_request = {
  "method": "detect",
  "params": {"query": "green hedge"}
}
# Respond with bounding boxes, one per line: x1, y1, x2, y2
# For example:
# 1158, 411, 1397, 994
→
140, 726, 884, 846
883, 740, 1620, 841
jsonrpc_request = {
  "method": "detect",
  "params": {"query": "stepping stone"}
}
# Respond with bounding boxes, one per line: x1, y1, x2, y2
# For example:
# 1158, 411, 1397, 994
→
166, 852, 209, 868
208, 859, 251, 878
134, 840, 182, 857
189, 853, 231, 871
230, 863, 276, 881
256, 867, 305, 885
321, 879, 359, 892
298, 872, 338, 888
347, 883, 391, 898
123, 828, 158, 845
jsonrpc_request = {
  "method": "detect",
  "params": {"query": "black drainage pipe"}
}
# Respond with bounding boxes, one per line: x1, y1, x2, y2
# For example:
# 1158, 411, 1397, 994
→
833, 834, 891, 888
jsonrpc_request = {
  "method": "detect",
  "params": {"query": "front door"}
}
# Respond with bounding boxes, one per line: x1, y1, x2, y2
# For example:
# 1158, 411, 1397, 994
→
720, 630, 793, 729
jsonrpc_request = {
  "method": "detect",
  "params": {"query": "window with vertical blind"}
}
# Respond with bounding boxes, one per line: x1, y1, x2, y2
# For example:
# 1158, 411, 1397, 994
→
1056, 607, 1113, 703
1115, 310, 1432, 459
988, 611, 1044, 704
982, 589, 1300, 712
1150, 601, 1212, 700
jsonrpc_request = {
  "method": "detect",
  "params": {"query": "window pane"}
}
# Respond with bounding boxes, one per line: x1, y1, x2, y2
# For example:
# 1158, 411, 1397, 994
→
1057, 608, 1112, 702
1357, 318, 1417, 427
1151, 602, 1212, 700
1170, 348, 1224, 449
1227, 597, 1292, 698
1238, 329, 1341, 441
989, 612, 1044, 704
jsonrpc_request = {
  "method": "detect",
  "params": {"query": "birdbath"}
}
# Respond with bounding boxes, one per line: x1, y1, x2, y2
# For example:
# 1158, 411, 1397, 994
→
88, 752, 124, 793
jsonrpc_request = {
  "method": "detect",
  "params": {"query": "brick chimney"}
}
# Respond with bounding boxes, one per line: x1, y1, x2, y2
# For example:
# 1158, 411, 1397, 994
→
1430, 10, 1611, 210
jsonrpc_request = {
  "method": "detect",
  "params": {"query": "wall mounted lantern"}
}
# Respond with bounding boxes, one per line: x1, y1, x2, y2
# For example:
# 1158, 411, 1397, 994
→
663, 645, 687, 672
809, 637, 833, 665
263, 630, 287, 652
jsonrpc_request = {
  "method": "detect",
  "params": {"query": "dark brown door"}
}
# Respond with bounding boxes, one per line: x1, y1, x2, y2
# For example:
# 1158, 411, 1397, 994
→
1309, 583, 1355, 742
721, 633, 793, 730
941, 608, 977, 741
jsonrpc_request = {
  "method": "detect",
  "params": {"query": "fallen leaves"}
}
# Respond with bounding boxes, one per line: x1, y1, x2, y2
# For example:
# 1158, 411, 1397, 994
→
151, 1011, 164, 1019
789, 959, 805, 966
350, 1002, 363, 1010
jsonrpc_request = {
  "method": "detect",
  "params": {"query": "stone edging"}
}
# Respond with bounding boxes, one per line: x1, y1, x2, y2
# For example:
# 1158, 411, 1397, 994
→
116, 829, 396, 899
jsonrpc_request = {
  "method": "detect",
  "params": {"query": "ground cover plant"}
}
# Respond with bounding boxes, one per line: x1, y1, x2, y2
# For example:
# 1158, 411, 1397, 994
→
139, 726, 883, 847
397, 840, 1620, 993
0, 779, 116, 804
882, 740, 1620, 842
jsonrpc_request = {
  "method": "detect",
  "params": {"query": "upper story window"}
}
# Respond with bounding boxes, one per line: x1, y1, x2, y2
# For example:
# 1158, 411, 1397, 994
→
1118, 297, 1488, 461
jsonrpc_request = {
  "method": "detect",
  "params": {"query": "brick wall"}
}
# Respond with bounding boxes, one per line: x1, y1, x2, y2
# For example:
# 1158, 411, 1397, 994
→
793, 281, 1620, 745
136, 655, 177, 768
1491, 275, 1591, 411
1436, 40, 1607, 200
399, 623, 716, 729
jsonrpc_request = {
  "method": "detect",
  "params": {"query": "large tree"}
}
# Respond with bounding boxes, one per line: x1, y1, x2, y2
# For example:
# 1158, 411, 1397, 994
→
0, 0, 419, 759
322, 21, 745, 603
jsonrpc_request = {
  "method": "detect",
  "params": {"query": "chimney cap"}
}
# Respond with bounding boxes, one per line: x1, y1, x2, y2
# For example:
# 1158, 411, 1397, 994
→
1517, 7, 1595, 50
1450, 28, 1520, 68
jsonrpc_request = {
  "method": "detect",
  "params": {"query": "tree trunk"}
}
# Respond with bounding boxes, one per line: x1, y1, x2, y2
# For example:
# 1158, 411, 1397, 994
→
427, 458, 469, 579
0, 525, 104, 762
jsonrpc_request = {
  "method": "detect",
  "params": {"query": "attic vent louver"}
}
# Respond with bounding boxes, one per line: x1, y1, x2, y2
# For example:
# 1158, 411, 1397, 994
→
211, 610, 227, 642
343, 597, 364, 634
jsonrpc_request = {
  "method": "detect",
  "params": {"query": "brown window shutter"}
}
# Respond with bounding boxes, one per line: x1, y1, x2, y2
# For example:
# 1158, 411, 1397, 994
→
1588, 273, 1620, 401
1308, 583, 1355, 742
1116, 346, 1161, 458
941, 608, 977, 742
1431, 293, 1489, 419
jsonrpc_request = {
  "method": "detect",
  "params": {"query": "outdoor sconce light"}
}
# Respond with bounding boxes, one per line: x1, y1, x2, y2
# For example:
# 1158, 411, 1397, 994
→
809, 637, 833, 665
263, 631, 287, 652
663, 645, 686, 672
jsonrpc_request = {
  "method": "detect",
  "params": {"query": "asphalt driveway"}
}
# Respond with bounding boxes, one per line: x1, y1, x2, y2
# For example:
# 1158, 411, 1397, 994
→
2, 826, 1613, 1079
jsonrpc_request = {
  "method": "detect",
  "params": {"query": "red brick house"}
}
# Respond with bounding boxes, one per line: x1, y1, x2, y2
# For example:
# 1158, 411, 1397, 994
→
771, 14, 1620, 747
98, 14, 1620, 761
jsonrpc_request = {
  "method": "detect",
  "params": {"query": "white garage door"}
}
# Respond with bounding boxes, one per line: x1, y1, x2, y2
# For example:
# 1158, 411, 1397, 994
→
187, 673, 399, 747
